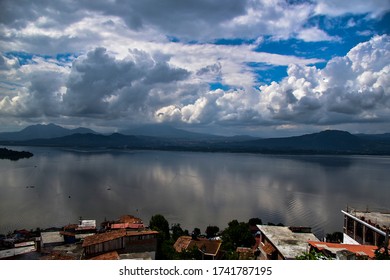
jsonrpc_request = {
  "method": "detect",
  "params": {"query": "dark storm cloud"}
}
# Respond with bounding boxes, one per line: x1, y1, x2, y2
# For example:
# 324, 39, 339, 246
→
0, 0, 84, 26
0, 0, 247, 37
63, 47, 190, 118
21, 70, 63, 117
81, 0, 247, 35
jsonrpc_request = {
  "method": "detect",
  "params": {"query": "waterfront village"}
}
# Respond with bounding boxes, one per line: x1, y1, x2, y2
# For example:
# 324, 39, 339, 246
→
1, 207, 389, 260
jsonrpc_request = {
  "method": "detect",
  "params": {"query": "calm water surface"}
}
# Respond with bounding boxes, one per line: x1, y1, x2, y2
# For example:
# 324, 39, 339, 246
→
1, 147, 389, 238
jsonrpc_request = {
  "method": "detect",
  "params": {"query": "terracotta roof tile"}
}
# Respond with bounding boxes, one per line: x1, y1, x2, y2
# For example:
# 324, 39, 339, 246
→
82, 230, 159, 247
111, 223, 144, 229
308, 241, 378, 259
126, 230, 159, 237
89, 251, 120, 260
174, 236, 222, 256
236, 247, 253, 253
82, 229, 126, 247
192, 238, 222, 256
118, 215, 143, 224
174, 236, 192, 253
59, 231, 75, 237
262, 243, 276, 255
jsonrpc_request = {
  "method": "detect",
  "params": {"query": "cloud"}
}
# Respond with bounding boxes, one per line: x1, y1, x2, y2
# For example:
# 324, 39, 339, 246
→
2, 35, 388, 132
0, 0, 339, 53
0, 55, 69, 118
315, 0, 390, 18
0, 41, 322, 129
62, 47, 190, 119
0, 1, 388, 134
155, 35, 390, 128
297, 27, 340, 42
1, 0, 387, 60
0, 47, 192, 125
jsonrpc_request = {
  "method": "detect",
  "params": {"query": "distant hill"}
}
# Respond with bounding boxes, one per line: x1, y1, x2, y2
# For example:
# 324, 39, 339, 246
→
121, 124, 259, 144
0, 126, 389, 155
354, 133, 390, 141
217, 130, 390, 154
121, 124, 223, 140
0, 123, 97, 141
250, 130, 364, 151
2, 132, 170, 149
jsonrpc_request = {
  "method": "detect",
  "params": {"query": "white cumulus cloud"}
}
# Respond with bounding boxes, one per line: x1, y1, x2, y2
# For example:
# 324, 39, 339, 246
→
155, 35, 390, 129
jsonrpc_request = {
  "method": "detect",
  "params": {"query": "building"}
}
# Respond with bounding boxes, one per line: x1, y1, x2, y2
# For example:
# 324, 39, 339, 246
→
308, 241, 378, 260
40, 231, 65, 249
0, 241, 37, 259
236, 247, 256, 260
257, 225, 319, 260
342, 208, 390, 247
174, 236, 222, 260
82, 229, 158, 259
60, 219, 97, 244
40, 250, 79, 260
101, 215, 145, 231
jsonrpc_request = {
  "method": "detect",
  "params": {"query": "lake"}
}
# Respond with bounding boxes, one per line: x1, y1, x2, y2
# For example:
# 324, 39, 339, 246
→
1, 147, 389, 238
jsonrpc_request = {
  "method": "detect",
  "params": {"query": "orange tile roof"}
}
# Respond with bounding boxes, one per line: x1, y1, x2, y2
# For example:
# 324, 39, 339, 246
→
82, 229, 158, 247
174, 236, 222, 256
174, 236, 193, 252
126, 230, 159, 237
82, 229, 126, 247
308, 241, 378, 259
111, 223, 144, 229
59, 231, 76, 237
262, 243, 276, 255
118, 215, 143, 224
89, 251, 120, 260
236, 247, 253, 253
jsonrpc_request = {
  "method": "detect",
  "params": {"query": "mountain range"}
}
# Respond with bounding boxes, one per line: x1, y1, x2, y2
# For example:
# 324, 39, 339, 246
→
0, 123, 96, 141
1, 123, 390, 155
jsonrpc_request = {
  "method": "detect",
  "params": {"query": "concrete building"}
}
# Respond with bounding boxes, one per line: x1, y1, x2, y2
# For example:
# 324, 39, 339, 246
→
342, 208, 390, 247
257, 225, 319, 260
0, 241, 37, 259
60, 219, 97, 244
40, 231, 65, 249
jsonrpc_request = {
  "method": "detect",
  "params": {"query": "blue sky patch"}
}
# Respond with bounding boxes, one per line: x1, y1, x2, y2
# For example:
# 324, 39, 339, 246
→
209, 82, 231, 91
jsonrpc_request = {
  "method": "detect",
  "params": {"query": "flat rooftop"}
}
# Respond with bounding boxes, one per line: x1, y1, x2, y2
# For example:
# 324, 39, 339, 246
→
257, 225, 319, 259
344, 210, 390, 232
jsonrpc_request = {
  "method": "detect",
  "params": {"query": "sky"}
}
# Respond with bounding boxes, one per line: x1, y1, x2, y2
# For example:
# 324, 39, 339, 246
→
0, 0, 389, 137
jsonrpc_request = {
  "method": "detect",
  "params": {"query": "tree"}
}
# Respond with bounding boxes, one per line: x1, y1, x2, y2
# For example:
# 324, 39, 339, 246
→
149, 214, 170, 240
178, 246, 203, 260
205, 225, 219, 239
221, 220, 255, 253
248, 218, 262, 227
171, 223, 185, 241
325, 232, 343, 243
296, 251, 332, 260
149, 214, 171, 259
191, 228, 201, 239
375, 247, 390, 260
